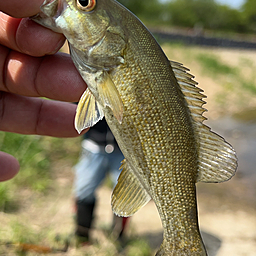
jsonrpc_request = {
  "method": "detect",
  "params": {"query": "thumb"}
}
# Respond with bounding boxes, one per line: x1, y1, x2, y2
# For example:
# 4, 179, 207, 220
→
0, 152, 20, 181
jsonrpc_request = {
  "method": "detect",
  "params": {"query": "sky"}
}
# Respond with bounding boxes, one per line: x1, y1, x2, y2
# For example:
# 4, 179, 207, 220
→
160, 0, 246, 10
216, 0, 245, 9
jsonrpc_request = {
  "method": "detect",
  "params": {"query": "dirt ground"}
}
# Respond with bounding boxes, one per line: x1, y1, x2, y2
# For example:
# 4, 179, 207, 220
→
1, 46, 256, 255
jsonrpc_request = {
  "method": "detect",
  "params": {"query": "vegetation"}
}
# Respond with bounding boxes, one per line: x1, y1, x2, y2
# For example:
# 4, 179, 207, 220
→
118, 0, 256, 34
1, 2, 256, 254
242, 0, 256, 32
0, 132, 80, 212
196, 53, 237, 76
1, 43, 256, 254
162, 42, 256, 116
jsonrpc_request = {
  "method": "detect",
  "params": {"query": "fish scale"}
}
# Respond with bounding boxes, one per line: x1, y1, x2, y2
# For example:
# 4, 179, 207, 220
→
110, 41, 203, 254
32, 0, 237, 255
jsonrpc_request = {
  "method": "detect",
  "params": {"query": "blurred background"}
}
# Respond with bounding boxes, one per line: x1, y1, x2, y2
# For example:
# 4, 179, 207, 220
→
0, 0, 256, 255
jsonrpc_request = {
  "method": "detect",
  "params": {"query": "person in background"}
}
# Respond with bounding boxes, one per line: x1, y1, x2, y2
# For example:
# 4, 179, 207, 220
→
74, 118, 129, 244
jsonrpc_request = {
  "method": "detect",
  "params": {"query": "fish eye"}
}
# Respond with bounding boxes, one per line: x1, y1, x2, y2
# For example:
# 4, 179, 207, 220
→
77, 0, 96, 12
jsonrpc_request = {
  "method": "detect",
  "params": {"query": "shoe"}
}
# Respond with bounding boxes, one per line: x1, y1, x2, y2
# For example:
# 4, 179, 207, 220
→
75, 200, 95, 245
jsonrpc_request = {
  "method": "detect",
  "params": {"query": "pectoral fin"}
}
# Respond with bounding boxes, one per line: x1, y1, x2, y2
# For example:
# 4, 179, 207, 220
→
75, 88, 104, 133
97, 72, 123, 124
111, 159, 151, 217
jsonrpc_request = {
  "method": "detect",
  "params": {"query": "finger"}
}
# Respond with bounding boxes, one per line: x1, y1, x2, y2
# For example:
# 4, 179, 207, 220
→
0, 92, 88, 137
1, 46, 86, 102
0, 0, 44, 18
0, 152, 20, 181
0, 12, 65, 56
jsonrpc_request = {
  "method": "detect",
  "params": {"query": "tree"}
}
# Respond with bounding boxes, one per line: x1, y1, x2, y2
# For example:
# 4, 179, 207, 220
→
117, 0, 163, 23
242, 0, 256, 32
166, 0, 221, 28
117, 0, 145, 15
117, 0, 248, 33
166, 0, 246, 32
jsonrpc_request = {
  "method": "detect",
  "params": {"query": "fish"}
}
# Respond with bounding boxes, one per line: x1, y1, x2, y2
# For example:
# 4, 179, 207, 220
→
32, 0, 237, 255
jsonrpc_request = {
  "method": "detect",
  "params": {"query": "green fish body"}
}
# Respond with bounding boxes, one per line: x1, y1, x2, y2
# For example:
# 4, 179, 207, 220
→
32, 1, 237, 255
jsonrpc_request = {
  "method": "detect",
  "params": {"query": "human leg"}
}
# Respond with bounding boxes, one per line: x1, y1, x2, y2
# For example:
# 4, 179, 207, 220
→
74, 148, 109, 241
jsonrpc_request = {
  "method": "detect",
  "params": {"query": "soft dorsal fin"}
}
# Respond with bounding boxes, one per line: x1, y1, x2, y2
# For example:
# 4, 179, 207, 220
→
111, 159, 151, 217
75, 88, 104, 133
170, 61, 237, 183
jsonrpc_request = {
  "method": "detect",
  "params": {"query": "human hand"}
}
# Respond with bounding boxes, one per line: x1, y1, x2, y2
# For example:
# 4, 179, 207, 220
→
0, 0, 87, 181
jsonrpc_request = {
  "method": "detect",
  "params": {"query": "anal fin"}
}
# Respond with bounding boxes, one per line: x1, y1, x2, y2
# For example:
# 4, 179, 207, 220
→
111, 159, 151, 217
196, 125, 237, 182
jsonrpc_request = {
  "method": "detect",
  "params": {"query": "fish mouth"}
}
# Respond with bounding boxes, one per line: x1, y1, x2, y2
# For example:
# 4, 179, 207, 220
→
31, 0, 66, 32
40, 0, 59, 18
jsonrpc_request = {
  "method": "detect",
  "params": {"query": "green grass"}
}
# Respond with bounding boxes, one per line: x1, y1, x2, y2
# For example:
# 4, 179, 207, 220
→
0, 132, 81, 253
242, 81, 256, 94
195, 52, 256, 113
0, 132, 81, 212
9, 221, 43, 244
125, 238, 152, 256
0, 220, 55, 256
0, 132, 51, 195
0, 133, 49, 212
196, 53, 237, 76
0, 182, 12, 211
1, 44, 256, 255
196, 53, 256, 97
239, 56, 255, 68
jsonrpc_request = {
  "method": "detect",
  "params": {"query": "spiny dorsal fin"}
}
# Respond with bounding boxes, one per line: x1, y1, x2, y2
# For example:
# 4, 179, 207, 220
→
111, 159, 151, 217
75, 88, 104, 133
170, 61, 237, 183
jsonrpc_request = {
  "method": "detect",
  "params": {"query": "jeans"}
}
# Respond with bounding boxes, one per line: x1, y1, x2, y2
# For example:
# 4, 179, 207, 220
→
74, 139, 124, 204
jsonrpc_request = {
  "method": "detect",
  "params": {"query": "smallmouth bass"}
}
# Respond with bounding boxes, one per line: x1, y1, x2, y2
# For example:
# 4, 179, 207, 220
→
32, 1, 237, 255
